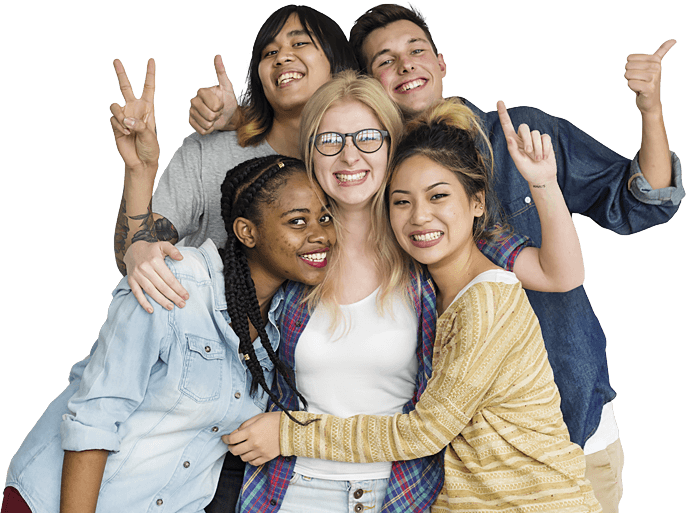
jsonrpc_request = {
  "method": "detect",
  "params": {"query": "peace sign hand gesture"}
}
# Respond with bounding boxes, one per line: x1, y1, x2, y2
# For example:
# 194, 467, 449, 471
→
110, 58, 159, 177
497, 101, 557, 187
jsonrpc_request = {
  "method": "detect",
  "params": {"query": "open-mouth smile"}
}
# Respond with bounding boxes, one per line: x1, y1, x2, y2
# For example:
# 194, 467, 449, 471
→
409, 230, 443, 247
299, 248, 329, 268
334, 171, 368, 186
395, 78, 427, 93
277, 72, 304, 87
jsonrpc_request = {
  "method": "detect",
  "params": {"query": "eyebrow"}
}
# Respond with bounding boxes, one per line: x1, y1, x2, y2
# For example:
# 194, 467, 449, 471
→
390, 182, 449, 195
280, 204, 331, 218
369, 37, 429, 66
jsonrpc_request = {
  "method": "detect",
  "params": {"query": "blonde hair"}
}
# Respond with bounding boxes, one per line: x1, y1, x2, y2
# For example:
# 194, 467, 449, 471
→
298, 70, 410, 320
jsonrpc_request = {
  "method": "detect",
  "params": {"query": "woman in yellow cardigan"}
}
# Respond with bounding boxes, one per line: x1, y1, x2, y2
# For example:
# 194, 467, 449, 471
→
226, 99, 602, 513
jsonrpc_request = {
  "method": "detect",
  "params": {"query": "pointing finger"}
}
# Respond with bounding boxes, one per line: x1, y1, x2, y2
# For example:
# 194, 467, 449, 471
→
497, 101, 517, 139
654, 39, 676, 60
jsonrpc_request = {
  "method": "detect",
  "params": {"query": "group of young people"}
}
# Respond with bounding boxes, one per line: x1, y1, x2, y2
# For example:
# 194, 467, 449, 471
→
3, 4, 683, 513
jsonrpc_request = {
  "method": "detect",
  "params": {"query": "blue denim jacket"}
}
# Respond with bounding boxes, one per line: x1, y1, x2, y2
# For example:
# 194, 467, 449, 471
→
6, 240, 283, 513
466, 99, 684, 445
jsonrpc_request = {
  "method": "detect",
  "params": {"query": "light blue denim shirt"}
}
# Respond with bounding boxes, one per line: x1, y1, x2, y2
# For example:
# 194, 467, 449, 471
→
6, 239, 283, 513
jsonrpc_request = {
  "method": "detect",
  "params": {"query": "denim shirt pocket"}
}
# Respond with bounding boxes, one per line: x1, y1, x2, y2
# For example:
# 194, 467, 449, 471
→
180, 335, 226, 402
248, 345, 276, 410
503, 194, 539, 239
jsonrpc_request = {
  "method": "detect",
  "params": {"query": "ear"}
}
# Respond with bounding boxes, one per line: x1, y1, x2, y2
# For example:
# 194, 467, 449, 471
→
472, 191, 486, 218
437, 53, 447, 77
233, 217, 258, 248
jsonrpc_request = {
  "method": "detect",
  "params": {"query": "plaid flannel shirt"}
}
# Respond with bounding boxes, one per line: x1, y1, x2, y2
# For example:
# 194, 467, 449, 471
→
236, 230, 531, 512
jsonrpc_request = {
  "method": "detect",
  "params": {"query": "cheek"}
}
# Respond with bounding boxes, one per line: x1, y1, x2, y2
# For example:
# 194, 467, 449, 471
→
388, 208, 405, 242
373, 68, 394, 89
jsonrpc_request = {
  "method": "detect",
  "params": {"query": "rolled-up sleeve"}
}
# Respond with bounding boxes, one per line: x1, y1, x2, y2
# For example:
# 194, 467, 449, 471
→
628, 151, 684, 206
61, 279, 171, 452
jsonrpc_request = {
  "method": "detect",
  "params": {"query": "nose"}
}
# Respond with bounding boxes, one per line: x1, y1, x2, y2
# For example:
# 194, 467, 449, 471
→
339, 138, 360, 165
410, 200, 432, 225
274, 47, 294, 66
398, 56, 415, 74
308, 220, 331, 245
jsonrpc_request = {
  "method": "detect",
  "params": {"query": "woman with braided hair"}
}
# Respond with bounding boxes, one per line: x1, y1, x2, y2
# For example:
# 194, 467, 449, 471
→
226, 97, 601, 512
2, 155, 335, 513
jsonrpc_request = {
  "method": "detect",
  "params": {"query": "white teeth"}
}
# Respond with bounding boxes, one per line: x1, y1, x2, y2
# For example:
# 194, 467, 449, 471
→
411, 231, 442, 242
335, 172, 366, 182
398, 79, 425, 92
277, 72, 304, 85
300, 252, 326, 262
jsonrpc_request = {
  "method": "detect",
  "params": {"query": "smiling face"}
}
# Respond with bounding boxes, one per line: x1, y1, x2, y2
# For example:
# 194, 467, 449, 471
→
362, 20, 446, 118
258, 13, 332, 116
244, 171, 335, 287
389, 155, 484, 270
312, 100, 389, 210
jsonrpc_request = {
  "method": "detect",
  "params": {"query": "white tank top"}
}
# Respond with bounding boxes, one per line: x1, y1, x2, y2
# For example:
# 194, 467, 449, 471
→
293, 289, 419, 480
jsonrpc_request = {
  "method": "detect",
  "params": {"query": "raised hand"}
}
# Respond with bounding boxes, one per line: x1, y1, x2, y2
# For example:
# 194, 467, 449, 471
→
110, 59, 159, 176
626, 39, 676, 115
189, 55, 239, 135
497, 101, 556, 186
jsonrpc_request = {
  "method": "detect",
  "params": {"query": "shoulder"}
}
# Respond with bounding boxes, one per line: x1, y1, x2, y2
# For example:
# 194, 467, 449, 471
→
441, 280, 528, 334
189, 130, 276, 158
165, 241, 220, 285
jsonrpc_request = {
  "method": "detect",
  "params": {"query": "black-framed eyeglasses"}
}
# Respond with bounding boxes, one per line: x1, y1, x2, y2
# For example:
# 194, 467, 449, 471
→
311, 128, 389, 156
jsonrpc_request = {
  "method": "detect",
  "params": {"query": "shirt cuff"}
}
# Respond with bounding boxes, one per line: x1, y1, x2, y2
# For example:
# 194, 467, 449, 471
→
478, 226, 534, 272
628, 151, 684, 206
60, 414, 121, 453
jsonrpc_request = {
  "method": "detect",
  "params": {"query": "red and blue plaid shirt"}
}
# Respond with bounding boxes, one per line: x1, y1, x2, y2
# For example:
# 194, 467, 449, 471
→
236, 230, 531, 512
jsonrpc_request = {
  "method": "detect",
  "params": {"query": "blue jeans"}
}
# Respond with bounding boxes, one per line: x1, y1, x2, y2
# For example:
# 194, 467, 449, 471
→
279, 473, 389, 513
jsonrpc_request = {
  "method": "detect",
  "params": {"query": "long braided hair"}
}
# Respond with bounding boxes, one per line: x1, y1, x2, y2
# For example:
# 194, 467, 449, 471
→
219, 155, 312, 424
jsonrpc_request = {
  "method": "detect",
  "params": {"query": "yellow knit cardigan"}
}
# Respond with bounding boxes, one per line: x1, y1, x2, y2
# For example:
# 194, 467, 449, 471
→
280, 281, 601, 512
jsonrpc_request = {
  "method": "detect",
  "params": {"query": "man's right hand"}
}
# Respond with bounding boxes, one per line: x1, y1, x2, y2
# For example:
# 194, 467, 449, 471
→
189, 55, 239, 135
124, 241, 189, 313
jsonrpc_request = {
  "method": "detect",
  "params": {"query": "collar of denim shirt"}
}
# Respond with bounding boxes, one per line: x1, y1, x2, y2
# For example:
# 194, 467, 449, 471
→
198, 238, 286, 328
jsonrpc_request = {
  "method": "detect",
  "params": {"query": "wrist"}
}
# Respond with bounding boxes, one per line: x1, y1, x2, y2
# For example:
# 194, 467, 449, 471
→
527, 177, 558, 189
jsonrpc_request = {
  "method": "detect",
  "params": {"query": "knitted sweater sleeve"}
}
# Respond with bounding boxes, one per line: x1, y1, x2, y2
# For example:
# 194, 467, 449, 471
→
279, 282, 528, 463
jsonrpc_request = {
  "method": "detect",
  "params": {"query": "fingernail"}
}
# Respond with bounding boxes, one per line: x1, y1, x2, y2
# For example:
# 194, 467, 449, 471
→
179, 301, 186, 308
124, 118, 135, 128
147, 307, 154, 314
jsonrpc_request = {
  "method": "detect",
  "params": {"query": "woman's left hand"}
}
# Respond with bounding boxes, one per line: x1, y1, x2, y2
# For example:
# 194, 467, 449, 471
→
223, 412, 281, 466
497, 100, 557, 187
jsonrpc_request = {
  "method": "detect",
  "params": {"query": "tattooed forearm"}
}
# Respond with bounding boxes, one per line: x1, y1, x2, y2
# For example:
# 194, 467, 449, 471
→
114, 198, 179, 276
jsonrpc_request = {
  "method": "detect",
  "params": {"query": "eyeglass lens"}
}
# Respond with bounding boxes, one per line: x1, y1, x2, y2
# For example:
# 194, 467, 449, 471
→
316, 129, 384, 155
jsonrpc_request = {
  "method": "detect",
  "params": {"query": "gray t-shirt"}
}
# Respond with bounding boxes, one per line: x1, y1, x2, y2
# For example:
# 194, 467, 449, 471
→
152, 131, 277, 249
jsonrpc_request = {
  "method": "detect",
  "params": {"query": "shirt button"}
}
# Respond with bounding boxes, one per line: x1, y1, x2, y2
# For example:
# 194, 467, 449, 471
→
269, 499, 277, 506
205, 346, 211, 353
353, 488, 364, 499
183, 461, 190, 468
156, 499, 163, 506
525, 196, 531, 204
212, 426, 219, 432
234, 392, 242, 399
295, 321, 302, 327
354, 504, 364, 512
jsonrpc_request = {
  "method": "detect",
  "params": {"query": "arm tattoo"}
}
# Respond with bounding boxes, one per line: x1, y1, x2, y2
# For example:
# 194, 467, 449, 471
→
114, 198, 179, 276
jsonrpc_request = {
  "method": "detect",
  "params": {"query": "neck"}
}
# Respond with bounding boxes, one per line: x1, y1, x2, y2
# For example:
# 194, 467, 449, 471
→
265, 110, 302, 158
428, 243, 495, 314
337, 204, 374, 252
246, 259, 283, 323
